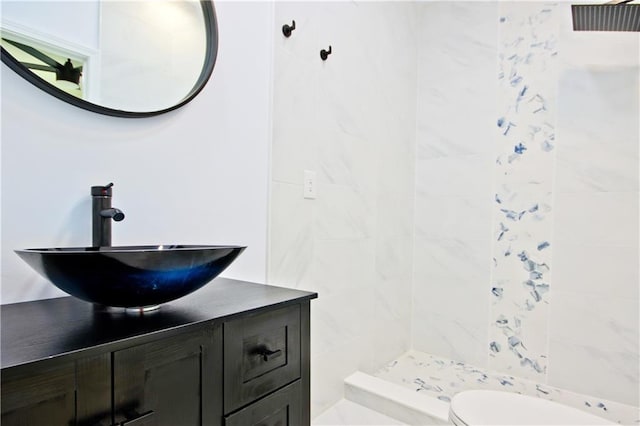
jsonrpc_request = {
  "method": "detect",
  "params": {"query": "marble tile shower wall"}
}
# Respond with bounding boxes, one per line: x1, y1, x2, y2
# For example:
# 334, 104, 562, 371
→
549, 6, 639, 406
270, 0, 638, 416
412, 1, 498, 368
413, 1, 639, 408
268, 2, 418, 417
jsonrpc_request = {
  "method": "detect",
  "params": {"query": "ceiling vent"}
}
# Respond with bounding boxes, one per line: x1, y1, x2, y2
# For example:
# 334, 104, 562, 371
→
572, 0, 640, 31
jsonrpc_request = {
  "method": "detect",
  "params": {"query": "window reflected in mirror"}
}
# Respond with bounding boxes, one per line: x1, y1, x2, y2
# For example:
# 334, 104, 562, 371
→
0, 0, 217, 117
1, 36, 85, 99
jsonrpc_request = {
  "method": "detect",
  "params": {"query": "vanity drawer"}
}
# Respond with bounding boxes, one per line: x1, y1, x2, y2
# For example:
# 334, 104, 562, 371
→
224, 380, 301, 426
223, 304, 301, 414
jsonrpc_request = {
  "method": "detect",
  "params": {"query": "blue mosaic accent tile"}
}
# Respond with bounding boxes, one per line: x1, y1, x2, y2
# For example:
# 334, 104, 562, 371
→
489, 2, 559, 379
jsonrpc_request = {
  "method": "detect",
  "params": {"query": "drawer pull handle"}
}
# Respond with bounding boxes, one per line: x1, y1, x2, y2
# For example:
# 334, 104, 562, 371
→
259, 348, 282, 362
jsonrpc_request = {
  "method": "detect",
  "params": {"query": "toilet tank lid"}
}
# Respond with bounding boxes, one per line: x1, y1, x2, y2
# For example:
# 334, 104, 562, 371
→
449, 390, 615, 425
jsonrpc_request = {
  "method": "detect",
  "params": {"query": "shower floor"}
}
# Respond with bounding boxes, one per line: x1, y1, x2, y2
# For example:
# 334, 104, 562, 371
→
314, 350, 638, 425
369, 350, 638, 425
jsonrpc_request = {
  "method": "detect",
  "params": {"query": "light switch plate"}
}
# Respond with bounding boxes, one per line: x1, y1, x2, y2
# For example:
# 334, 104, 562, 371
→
303, 170, 316, 199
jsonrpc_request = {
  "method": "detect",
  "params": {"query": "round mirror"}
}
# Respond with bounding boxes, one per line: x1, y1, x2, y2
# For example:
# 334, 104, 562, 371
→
1, 0, 218, 118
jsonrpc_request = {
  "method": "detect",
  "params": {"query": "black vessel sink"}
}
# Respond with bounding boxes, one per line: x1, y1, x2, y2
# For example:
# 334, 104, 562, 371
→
15, 245, 245, 309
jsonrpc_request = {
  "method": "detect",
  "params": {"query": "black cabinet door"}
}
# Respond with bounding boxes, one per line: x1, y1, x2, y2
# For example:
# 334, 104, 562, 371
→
113, 329, 210, 426
77, 354, 113, 426
1, 361, 76, 426
225, 380, 302, 426
224, 305, 301, 414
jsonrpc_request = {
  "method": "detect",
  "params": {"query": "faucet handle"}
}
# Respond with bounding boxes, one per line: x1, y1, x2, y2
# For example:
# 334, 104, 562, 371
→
91, 182, 114, 197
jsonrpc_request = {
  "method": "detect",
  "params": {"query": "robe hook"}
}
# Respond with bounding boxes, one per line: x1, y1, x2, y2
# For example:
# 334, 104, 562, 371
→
320, 45, 332, 61
282, 20, 296, 37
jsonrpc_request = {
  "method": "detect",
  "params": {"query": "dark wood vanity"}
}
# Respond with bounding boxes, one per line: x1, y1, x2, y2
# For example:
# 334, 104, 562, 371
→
0, 278, 317, 425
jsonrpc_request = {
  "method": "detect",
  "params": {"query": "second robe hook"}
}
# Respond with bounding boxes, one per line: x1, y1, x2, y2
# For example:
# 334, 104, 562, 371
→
320, 46, 332, 60
282, 20, 296, 37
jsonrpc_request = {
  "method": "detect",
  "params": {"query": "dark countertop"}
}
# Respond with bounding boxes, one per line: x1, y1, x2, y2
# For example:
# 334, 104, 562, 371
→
1, 278, 317, 370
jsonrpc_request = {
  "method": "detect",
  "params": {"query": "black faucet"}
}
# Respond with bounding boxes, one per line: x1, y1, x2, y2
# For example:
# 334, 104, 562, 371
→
91, 183, 125, 247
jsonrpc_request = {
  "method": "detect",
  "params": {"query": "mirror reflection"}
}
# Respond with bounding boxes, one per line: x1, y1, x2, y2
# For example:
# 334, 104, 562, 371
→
1, 0, 216, 116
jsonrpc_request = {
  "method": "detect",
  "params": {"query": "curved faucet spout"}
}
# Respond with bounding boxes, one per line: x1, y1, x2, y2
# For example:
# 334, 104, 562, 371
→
100, 208, 125, 222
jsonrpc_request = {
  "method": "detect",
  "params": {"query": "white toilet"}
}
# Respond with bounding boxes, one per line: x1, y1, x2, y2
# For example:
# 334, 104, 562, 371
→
448, 390, 616, 425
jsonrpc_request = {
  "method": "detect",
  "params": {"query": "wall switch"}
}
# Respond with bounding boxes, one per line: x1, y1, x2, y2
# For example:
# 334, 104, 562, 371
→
303, 170, 317, 199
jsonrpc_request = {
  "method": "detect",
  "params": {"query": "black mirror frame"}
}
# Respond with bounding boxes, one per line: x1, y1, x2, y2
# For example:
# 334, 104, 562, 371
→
1, 1, 218, 118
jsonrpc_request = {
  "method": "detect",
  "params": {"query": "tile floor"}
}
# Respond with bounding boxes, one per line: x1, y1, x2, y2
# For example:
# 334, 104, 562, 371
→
312, 399, 406, 426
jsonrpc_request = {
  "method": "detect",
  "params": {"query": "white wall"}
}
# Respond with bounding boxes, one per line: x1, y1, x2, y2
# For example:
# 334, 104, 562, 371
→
1, 1, 273, 303
268, 1, 417, 417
